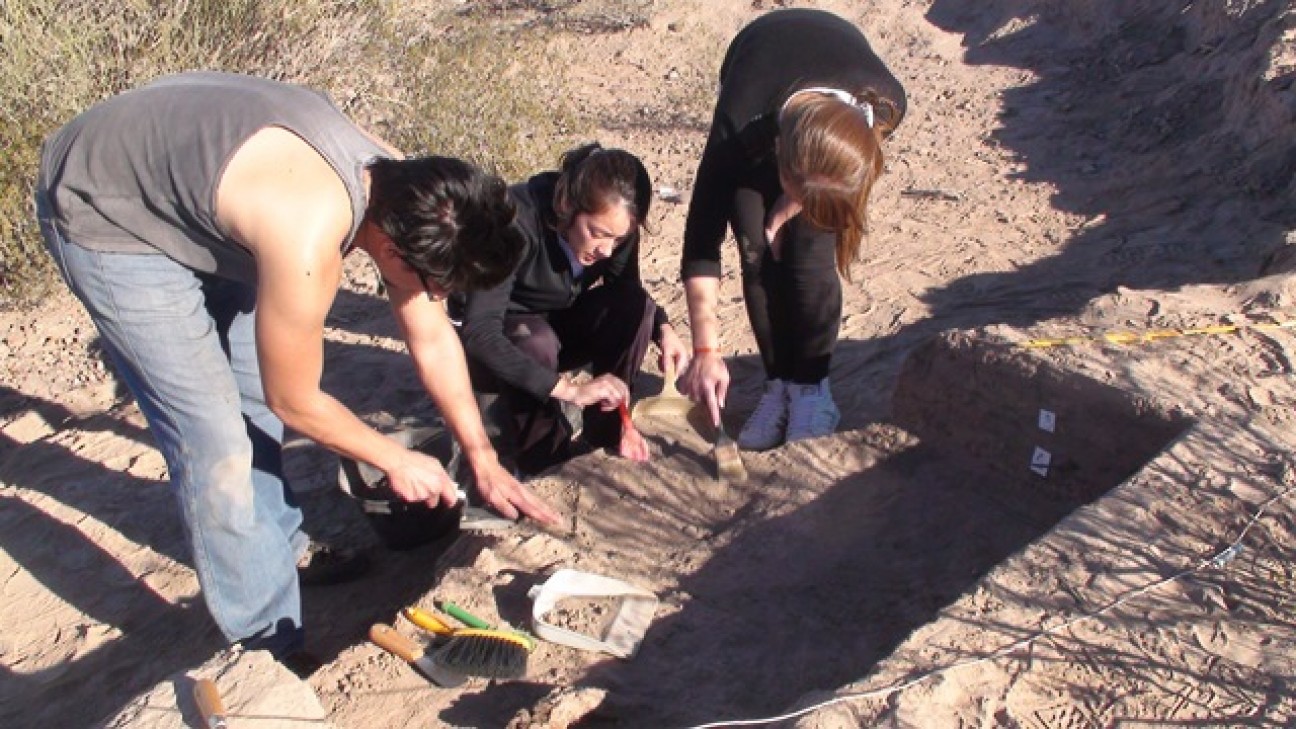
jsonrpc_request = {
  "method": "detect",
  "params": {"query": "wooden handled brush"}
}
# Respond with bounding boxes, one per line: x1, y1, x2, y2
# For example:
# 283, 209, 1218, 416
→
713, 414, 747, 482
370, 623, 467, 688
402, 605, 531, 679
193, 678, 228, 729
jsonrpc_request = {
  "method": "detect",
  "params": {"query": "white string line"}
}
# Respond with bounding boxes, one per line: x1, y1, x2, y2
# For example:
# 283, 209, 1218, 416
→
685, 479, 1296, 729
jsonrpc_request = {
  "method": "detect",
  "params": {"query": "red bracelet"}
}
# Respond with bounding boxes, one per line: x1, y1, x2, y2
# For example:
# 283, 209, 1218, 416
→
694, 347, 717, 355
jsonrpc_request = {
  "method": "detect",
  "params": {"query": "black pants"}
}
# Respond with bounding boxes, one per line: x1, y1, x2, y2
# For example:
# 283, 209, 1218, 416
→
731, 180, 843, 384
469, 282, 657, 476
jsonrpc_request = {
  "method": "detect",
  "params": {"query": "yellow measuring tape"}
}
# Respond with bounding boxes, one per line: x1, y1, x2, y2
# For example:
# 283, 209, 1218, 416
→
1023, 319, 1296, 349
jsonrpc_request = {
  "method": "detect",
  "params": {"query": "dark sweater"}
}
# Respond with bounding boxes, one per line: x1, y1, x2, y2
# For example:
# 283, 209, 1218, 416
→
681, 8, 907, 280
457, 172, 666, 400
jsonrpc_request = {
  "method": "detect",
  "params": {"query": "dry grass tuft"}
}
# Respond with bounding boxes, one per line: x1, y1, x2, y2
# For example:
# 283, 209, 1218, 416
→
0, 0, 583, 307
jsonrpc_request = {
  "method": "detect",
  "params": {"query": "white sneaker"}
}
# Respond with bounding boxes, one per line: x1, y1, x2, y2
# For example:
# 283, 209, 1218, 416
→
785, 378, 840, 442
737, 379, 789, 451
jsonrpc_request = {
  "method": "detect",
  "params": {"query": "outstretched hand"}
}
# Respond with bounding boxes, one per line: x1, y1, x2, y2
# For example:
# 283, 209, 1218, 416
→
467, 456, 562, 526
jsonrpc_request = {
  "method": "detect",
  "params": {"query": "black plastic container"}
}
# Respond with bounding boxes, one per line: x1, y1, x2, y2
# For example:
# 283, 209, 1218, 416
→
337, 425, 461, 551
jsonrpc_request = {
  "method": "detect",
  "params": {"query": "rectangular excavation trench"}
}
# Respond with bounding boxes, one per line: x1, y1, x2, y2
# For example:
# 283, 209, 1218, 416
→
561, 333, 1192, 727
889, 333, 1193, 529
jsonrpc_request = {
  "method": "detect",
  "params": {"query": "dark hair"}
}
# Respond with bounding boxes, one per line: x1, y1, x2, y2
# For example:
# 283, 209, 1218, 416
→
365, 156, 523, 292
551, 142, 652, 246
778, 90, 899, 281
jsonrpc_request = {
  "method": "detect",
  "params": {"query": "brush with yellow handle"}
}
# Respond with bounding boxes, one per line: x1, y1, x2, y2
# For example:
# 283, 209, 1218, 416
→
402, 604, 532, 679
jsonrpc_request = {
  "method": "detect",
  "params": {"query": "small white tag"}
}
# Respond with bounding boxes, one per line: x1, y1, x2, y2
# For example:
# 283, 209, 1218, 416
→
1038, 409, 1056, 433
657, 186, 683, 203
1030, 446, 1051, 477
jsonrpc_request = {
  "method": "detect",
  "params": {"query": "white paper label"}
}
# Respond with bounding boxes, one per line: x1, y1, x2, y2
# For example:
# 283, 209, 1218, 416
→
1030, 446, 1052, 477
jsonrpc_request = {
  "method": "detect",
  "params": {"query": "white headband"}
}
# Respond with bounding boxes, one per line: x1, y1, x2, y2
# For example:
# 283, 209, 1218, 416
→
782, 86, 875, 128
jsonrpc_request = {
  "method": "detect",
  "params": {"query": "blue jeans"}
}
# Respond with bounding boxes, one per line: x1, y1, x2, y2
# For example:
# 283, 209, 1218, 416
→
36, 190, 307, 657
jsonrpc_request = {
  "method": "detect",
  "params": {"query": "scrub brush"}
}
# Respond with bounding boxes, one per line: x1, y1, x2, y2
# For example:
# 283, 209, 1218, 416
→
403, 605, 532, 680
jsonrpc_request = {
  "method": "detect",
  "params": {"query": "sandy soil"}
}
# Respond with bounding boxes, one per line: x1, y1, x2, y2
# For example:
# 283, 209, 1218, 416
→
3, 1, 1296, 727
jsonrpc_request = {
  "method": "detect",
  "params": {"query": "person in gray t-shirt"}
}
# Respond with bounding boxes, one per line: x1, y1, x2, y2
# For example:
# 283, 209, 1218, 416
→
35, 72, 560, 667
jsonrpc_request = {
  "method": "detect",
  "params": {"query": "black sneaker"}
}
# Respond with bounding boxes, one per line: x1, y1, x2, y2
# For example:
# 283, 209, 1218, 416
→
296, 542, 371, 587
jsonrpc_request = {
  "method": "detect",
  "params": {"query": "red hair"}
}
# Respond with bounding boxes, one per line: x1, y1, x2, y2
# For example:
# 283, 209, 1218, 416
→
777, 91, 898, 280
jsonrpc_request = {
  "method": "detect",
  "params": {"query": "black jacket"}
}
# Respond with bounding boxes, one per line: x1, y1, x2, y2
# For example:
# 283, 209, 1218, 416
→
457, 172, 665, 400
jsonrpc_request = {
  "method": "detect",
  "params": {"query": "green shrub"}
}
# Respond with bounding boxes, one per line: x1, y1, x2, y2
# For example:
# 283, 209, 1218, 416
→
0, 0, 579, 307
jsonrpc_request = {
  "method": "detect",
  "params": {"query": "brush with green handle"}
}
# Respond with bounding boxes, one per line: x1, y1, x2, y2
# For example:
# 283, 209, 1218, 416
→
437, 600, 537, 651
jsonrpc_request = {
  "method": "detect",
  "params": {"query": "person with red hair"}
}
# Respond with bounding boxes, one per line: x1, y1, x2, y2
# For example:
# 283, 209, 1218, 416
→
680, 8, 907, 450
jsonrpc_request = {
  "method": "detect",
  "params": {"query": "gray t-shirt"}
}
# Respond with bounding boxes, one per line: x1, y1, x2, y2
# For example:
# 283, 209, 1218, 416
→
38, 72, 388, 282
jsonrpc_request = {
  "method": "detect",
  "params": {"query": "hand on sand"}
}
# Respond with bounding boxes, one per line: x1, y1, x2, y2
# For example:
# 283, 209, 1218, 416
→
469, 458, 561, 526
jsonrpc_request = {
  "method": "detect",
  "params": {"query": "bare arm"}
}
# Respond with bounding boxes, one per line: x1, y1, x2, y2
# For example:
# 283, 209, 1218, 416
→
388, 279, 560, 524
217, 127, 464, 507
254, 234, 445, 501
680, 275, 729, 426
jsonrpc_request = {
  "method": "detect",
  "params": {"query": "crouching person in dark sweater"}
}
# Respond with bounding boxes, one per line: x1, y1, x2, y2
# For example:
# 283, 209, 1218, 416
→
455, 143, 689, 476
